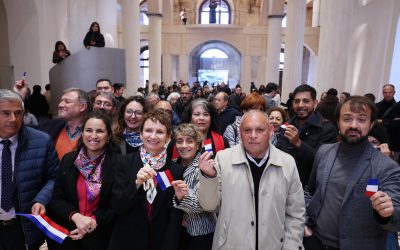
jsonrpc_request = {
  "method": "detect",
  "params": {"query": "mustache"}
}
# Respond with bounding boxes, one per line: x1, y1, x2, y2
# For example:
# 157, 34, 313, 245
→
345, 128, 362, 134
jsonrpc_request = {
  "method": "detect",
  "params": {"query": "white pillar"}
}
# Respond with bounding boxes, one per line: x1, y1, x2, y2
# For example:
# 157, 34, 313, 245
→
148, 13, 163, 85
121, 0, 141, 96
178, 54, 189, 82
162, 54, 173, 85
241, 55, 252, 93
265, 15, 284, 85
96, 0, 118, 48
282, 0, 306, 102
312, 0, 320, 27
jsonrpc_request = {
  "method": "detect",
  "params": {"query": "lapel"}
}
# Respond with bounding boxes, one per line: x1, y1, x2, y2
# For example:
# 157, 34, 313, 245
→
320, 143, 340, 200
342, 143, 373, 206
65, 154, 80, 207
151, 162, 174, 219
98, 152, 116, 206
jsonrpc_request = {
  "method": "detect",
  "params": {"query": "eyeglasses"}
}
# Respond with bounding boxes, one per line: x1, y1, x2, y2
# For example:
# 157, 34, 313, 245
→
94, 100, 113, 108
125, 109, 144, 117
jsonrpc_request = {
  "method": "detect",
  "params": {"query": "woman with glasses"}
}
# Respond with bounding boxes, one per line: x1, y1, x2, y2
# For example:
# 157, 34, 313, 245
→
114, 96, 146, 155
109, 110, 183, 250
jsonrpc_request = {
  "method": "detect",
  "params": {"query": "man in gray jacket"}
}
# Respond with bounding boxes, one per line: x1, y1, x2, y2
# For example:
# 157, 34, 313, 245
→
198, 110, 305, 250
304, 96, 400, 250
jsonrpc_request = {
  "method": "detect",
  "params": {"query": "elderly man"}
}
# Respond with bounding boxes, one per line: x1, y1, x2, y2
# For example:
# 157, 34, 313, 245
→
214, 91, 241, 134
198, 110, 305, 250
304, 96, 400, 250
376, 84, 400, 161
40, 88, 89, 160
0, 89, 59, 249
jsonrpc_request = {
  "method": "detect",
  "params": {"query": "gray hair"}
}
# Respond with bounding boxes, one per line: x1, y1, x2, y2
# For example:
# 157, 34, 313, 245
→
63, 88, 89, 106
241, 110, 269, 126
0, 89, 24, 110
95, 92, 116, 107
167, 92, 180, 102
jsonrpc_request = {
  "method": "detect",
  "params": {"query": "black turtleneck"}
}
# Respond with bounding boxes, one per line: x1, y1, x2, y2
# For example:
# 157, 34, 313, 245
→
314, 139, 369, 248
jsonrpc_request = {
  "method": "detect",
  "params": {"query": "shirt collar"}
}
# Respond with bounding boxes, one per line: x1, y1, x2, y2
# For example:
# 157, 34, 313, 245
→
245, 148, 270, 167
0, 133, 19, 144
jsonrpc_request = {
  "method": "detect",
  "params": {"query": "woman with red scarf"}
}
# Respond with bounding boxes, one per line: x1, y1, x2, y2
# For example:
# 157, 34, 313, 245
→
47, 112, 119, 250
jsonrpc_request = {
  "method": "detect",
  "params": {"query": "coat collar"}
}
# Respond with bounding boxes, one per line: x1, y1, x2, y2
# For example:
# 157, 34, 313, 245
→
231, 143, 287, 168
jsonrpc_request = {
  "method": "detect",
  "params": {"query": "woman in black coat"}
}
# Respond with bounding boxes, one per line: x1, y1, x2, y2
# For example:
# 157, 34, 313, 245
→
47, 112, 119, 250
83, 21, 105, 48
109, 110, 183, 250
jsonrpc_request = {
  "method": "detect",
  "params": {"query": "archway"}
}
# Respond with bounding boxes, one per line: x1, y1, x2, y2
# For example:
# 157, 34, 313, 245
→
189, 40, 241, 88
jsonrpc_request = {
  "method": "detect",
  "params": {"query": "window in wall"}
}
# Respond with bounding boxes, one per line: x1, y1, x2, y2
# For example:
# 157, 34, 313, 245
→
140, 48, 149, 86
282, 3, 287, 27
198, 48, 229, 83
199, 0, 231, 24
140, 1, 149, 25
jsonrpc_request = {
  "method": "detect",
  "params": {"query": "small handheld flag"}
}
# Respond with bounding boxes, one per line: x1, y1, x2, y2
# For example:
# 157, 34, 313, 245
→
281, 122, 289, 129
203, 139, 213, 153
364, 179, 379, 197
155, 170, 174, 191
17, 213, 69, 244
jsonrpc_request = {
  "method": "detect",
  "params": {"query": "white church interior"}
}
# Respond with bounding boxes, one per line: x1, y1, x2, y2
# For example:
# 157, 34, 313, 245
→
0, 0, 400, 105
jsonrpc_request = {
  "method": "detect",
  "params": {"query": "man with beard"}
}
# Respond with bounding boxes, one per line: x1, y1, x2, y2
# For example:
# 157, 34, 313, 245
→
303, 96, 400, 250
173, 85, 192, 120
278, 84, 337, 186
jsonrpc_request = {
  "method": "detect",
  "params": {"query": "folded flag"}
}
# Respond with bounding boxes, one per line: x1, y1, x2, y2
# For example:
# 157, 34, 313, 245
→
155, 170, 174, 191
203, 139, 213, 152
17, 213, 69, 244
364, 178, 379, 197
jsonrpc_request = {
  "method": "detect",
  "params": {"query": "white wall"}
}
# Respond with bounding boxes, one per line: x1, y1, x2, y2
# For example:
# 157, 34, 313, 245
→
390, 16, 400, 101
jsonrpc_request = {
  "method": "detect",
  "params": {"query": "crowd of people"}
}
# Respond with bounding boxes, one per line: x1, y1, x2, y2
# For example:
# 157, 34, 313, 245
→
2, 27, 400, 249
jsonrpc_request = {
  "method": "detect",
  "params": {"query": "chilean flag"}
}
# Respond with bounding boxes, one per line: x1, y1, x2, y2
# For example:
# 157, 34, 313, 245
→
203, 139, 213, 152
17, 213, 69, 244
364, 179, 379, 197
155, 170, 174, 191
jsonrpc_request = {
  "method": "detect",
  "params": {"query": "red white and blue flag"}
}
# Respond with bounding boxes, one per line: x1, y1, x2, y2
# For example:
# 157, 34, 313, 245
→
17, 213, 69, 244
364, 179, 379, 197
155, 170, 174, 191
203, 139, 213, 153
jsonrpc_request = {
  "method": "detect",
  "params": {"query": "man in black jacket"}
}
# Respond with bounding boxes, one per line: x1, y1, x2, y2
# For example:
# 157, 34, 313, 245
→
376, 84, 400, 161
278, 84, 337, 186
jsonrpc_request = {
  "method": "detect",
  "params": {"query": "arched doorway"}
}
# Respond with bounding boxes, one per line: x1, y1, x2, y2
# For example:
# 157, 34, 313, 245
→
189, 40, 241, 88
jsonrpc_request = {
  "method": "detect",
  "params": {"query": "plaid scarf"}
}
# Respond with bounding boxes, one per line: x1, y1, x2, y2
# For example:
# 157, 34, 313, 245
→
74, 147, 106, 202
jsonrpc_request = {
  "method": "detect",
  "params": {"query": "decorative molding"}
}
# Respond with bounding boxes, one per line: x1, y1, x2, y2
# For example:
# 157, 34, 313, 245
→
268, 14, 285, 19
146, 12, 163, 17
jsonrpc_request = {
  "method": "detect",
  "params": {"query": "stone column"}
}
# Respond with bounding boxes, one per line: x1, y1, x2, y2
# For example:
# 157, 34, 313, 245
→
241, 55, 251, 92
265, 15, 284, 85
120, 0, 141, 95
282, 0, 306, 102
96, 0, 118, 47
147, 12, 163, 85
312, 0, 320, 27
178, 54, 189, 82
162, 54, 173, 85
